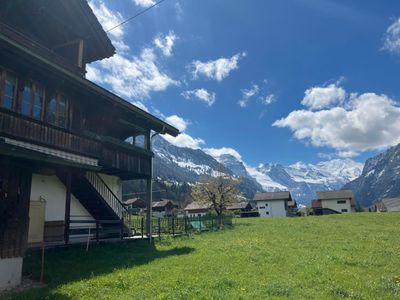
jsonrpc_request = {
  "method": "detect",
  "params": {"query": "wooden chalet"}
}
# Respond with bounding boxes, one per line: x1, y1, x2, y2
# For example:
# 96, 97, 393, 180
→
152, 199, 179, 218
0, 0, 178, 290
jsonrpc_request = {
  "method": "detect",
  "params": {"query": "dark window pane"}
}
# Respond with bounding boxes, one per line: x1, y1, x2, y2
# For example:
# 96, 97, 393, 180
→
47, 97, 57, 124
3, 73, 16, 110
58, 95, 67, 127
21, 84, 32, 116
33, 86, 43, 120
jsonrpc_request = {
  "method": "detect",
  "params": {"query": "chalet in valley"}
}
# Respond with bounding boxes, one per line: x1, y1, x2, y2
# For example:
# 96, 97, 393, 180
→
152, 199, 179, 218
0, 0, 178, 290
312, 190, 355, 215
184, 202, 212, 218
372, 197, 400, 213
253, 191, 292, 217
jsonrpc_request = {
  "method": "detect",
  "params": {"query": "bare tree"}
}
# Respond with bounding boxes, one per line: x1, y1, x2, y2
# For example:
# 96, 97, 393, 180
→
191, 173, 241, 216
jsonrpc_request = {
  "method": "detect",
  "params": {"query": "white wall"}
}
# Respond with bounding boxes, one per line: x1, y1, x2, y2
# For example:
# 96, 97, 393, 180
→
256, 200, 287, 217
0, 257, 23, 291
321, 199, 352, 213
30, 174, 94, 226
186, 211, 208, 218
98, 173, 122, 200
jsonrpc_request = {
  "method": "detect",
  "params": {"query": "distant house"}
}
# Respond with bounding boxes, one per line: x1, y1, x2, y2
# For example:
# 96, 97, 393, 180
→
152, 199, 179, 218
373, 197, 400, 212
184, 202, 212, 218
287, 200, 298, 217
253, 191, 292, 217
312, 190, 355, 215
124, 198, 146, 214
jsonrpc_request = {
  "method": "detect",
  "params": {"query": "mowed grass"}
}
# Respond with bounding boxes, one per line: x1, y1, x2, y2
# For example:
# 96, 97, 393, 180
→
3, 213, 400, 299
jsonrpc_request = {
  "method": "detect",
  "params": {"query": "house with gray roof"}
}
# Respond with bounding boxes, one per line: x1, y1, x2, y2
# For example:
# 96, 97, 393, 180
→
253, 191, 292, 217
312, 190, 355, 215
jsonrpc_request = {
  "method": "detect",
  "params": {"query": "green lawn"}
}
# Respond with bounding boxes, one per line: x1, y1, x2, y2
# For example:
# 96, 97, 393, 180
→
3, 213, 400, 299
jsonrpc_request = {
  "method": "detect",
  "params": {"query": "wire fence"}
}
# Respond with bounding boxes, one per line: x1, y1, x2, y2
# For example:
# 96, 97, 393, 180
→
128, 215, 233, 238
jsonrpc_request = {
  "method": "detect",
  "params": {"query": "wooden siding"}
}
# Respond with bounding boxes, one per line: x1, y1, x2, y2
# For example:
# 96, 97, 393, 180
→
0, 110, 151, 177
0, 160, 32, 258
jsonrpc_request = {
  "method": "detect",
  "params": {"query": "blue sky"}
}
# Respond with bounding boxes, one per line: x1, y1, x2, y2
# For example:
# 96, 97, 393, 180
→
87, 0, 400, 167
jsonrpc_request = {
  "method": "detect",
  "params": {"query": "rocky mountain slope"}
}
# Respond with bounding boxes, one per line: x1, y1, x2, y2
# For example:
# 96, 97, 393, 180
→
343, 144, 400, 208
152, 136, 363, 204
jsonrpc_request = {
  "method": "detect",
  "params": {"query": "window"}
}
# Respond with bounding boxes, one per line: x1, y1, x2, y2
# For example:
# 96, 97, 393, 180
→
19, 81, 45, 120
259, 206, 265, 209
1, 70, 17, 110
337, 200, 346, 204
341, 209, 348, 213
265, 203, 268, 207
265, 211, 269, 215
21, 82, 32, 116
33, 85, 44, 120
47, 93, 68, 128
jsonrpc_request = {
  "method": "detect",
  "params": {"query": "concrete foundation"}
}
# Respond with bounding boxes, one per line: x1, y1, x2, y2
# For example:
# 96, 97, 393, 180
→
0, 257, 23, 291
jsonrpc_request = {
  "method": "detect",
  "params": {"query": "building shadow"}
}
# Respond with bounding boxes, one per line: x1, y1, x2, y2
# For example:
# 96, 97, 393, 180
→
5, 240, 194, 299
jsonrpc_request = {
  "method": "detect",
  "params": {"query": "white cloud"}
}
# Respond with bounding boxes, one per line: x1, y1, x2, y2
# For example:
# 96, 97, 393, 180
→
92, 49, 178, 99
238, 84, 259, 108
163, 133, 205, 149
181, 88, 216, 106
190, 52, 246, 81
301, 83, 346, 110
273, 89, 400, 155
175, 2, 184, 20
87, 1, 178, 100
133, 0, 156, 8
204, 147, 242, 161
165, 115, 188, 132
261, 94, 276, 105
382, 17, 400, 54
89, 0, 124, 40
154, 31, 178, 57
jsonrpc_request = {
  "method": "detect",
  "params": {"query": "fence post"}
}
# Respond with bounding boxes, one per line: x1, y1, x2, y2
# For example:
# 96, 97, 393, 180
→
184, 216, 188, 234
172, 217, 175, 237
199, 215, 202, 232
158, 218, 161, 240
96, 218, 99, 243
141, 217, 144, 239
120, 217, 124, 240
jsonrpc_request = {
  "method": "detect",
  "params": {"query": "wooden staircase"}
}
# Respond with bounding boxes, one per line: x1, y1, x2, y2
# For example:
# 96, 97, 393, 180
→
58, 171, 132, 240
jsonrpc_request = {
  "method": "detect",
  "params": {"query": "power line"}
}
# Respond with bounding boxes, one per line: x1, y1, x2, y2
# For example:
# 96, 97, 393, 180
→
105, 0, 167, 34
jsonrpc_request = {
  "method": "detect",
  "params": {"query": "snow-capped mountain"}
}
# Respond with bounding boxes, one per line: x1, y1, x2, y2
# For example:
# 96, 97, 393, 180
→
152, 136, 363, 204
152, 137, 262, 199
343, 143, 400, 208
254, 160, 363, 204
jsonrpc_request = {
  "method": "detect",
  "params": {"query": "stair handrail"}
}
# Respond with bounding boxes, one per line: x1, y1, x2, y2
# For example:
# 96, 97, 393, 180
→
85, 172, 129, 219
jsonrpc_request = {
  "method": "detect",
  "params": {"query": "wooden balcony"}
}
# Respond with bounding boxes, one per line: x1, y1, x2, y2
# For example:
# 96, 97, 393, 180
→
0, 22, 85, 76
0, 109, 151, 178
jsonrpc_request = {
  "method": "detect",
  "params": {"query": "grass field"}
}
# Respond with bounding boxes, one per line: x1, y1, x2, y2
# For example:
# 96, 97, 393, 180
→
3, 213, 400, 299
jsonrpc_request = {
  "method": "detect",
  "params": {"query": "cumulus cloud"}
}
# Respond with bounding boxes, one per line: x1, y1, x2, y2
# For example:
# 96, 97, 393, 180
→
238, 84, 259, 108
301, 83, 346, 110
181, 88, 216, 106
133, 0, 156, 8
190, 52, 246, 81
89, 0, 124, 40
163, 133, 205, 149
154, 31, 177, 57
92, 49, 178, 99
273, 88, 400, 156
165, 115, 188, 132
87, 1, 178, 100
382, 17, 400, 54
204, 147, 242, 161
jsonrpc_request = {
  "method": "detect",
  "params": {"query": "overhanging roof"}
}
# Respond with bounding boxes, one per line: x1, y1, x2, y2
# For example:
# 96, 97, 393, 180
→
253, 191, 292, 201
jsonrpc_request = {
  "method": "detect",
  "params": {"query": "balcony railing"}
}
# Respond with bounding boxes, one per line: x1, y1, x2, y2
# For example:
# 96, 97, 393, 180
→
0, 22, 85, 76
0, 109, 151, 176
